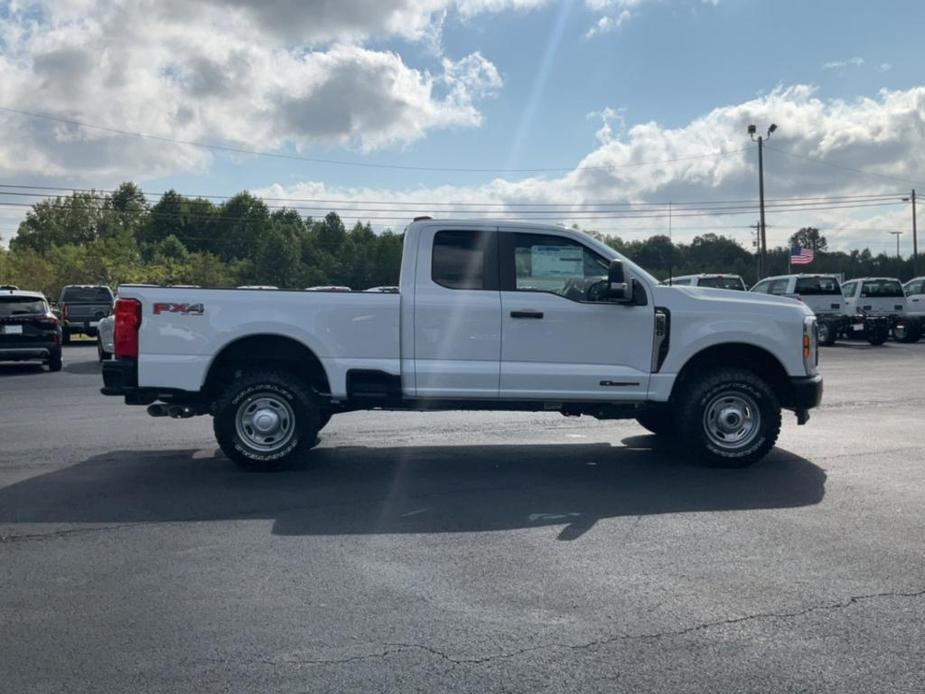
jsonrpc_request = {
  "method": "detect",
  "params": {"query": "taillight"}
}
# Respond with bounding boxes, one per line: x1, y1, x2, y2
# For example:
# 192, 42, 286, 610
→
114, 298, 142, 359
62, 304, 69, 320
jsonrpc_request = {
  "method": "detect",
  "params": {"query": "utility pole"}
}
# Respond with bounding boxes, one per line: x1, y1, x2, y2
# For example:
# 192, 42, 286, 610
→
667, 201, 673, 284
903, 190, 918, 275
748, 123, 777, 278
889, 231, 903, 258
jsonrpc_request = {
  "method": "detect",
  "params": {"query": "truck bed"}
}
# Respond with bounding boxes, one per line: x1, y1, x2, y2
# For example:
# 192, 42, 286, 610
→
116, 286, 401, 397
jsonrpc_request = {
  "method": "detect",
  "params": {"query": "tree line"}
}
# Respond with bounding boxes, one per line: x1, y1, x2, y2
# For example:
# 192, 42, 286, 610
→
0, 181, 918, 298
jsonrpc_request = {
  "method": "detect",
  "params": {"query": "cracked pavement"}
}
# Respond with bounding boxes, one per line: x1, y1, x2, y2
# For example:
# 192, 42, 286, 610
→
2, 343, 924, 692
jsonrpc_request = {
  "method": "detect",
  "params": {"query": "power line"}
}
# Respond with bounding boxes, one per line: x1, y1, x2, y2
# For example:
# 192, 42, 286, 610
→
0, 106, 746, 175
0, 182, 906, 209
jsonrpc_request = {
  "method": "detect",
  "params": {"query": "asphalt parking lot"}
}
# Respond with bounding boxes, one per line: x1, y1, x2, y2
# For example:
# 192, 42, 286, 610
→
1, 343, 924, 693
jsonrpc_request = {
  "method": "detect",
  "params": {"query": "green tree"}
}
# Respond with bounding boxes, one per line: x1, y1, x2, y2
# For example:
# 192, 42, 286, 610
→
789, 227, 828, 252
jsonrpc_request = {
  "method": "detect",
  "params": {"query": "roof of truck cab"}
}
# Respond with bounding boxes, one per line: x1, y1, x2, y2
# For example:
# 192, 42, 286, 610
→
410, 219, 572, 230
763, 273, 841, 280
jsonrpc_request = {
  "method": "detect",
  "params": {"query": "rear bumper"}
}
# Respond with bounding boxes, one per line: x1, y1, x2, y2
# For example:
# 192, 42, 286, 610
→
101, 359, 200, 406
0, 345, 56, 361
788, 374, 823, 410
101, 358, 138, 395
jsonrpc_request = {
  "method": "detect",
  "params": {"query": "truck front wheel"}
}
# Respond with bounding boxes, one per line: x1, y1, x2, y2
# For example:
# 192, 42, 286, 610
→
213, 370, 320, 472
817, 320, 837, 346
676, 368, 781, 468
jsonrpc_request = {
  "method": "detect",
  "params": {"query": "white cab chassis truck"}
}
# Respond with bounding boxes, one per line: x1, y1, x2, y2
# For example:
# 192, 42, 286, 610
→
840, 277, 914, 345
102, 220, 822, 471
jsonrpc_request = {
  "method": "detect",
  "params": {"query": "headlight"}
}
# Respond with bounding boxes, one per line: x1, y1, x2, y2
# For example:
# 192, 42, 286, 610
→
803, 316, 818, 374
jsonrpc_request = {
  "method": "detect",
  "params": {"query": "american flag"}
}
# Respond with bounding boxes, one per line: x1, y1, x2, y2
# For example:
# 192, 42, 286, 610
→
790, 246, 814, 265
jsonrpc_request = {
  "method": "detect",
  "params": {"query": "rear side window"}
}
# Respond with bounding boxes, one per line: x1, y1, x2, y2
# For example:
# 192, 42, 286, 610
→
432, 230, 494, 290
795, 277, 842, 295
0, 297, 48, 317
905, 280, 924, 296
698, 276, 746, 290
861, 280, 904, 298
60, 286, 113, 303
750, 280, 770, 293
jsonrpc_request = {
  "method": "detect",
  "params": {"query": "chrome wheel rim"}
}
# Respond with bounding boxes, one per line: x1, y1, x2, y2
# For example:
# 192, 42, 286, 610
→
703, 391, 760, 451
895, 324, 907, 340
235, 393, 295, 452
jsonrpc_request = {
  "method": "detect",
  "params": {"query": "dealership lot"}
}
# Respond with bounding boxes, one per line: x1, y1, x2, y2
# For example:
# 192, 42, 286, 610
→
1, 344, 924, 693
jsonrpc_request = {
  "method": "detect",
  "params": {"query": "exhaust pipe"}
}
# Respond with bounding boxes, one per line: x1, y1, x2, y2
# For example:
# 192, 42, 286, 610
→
147, 403, 168, 417
167, 405, 196, 419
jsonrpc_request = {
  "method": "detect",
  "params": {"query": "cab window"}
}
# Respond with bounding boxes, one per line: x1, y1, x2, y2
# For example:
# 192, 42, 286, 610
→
750, 280, 770, 293
502, 233, 610, 300
861, 279, 904, 298
432, 230, 496, 290
795, 277, 842, 296
904, 280, 924, 296
767, 279, 790, 296
841, 281, 857, 297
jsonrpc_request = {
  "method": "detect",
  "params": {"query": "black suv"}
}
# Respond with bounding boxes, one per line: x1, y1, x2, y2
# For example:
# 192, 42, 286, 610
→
0, 288, 63, 371
58, 285, 114, 344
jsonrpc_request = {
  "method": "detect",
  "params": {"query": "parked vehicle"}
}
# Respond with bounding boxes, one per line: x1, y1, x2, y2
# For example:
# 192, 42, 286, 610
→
236, 286, 278, 290
364, 286, 399, 293
101, 219, 822, 471
0, 287, 63, 371
97, 315, 115, 361
751, 274, 846, 346
662, 274, 747, 291
897, 277, 925, 343
840, 277, 907, 345
58, 285, 114, 344
305, 286, 352, 292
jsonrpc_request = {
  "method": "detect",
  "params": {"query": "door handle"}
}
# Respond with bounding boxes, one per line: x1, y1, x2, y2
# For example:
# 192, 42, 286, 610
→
510, 310, 544, 319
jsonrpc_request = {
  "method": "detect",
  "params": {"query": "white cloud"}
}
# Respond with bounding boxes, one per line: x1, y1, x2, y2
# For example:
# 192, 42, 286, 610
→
880, 62, 893, 73
584, 9, 633, 38
261, 85, 925, 251
822, 56, 865, 71
0, 0, 513, 181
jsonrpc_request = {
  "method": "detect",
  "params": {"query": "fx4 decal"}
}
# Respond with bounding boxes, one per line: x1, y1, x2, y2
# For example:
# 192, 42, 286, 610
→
153, 302, 205, 316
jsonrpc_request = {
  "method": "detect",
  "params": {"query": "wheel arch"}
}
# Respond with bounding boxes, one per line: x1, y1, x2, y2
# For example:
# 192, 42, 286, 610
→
203, 333, 331, 400
671, 342, 795, 407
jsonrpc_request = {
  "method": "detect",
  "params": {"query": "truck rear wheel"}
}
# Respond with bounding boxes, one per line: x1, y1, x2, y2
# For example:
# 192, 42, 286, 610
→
213, 370, 320, 472
865, 325, 889, 345
676, 368, 781, 468
893, 319, 921, 344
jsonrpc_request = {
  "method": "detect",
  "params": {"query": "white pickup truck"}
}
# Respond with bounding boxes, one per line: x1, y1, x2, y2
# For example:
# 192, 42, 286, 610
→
102, 219, 822, 471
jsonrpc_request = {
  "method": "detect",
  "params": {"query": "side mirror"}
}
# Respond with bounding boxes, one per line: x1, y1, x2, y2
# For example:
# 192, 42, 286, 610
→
607, 259, 634, 303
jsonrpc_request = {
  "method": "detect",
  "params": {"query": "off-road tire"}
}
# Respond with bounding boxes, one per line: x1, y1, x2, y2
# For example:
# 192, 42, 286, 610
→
635, 406, 676, 436
865, 326, 889, 346
817, 320, 837, 346
676, 368, 781, 468
213, 370, 320, 472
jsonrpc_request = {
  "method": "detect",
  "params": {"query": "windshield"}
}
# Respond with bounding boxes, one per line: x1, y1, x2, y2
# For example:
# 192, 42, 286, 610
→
61, 286, 113, 303
861, 280, 904, 298
0, 297, 48, 316
795, 277, 842, 296
697, 276, 745, 290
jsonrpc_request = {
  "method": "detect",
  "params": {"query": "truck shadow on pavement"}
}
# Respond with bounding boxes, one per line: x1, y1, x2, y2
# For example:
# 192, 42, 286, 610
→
0, 438, 826, 541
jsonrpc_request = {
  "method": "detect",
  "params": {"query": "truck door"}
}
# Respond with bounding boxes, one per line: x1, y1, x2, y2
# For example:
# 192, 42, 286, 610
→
411, 227, 501, 398
497, 229, 653, 401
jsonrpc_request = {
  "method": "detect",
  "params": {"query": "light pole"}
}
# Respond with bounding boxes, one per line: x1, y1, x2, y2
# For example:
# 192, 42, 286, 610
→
902, 190, 917, 275
889, 231, 903, 258
748, 122, 777, 278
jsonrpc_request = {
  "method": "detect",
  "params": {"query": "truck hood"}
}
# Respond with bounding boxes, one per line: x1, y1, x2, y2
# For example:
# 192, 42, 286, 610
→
653, 285, 814, 318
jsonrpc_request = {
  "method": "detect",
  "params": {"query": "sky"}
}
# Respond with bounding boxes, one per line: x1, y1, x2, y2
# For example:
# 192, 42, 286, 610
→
1, 0, 924, 254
